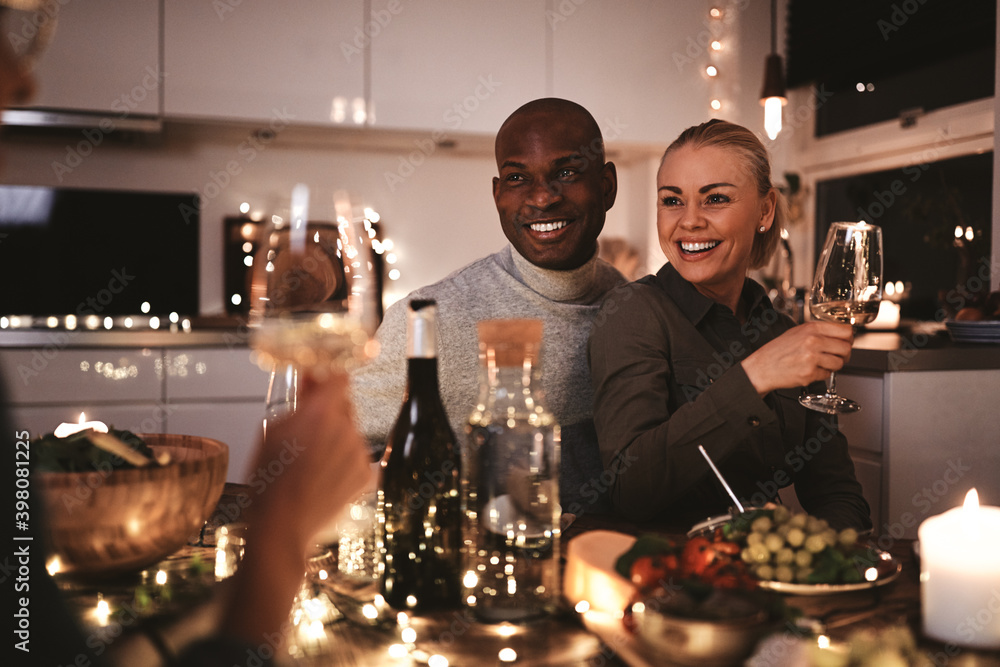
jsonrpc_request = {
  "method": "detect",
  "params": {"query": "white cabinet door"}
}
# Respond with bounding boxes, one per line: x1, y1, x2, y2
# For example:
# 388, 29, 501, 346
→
166, 402, 265, 483
0, 347, 162, 404
21, 0, 160, 116
163, 0, 366, 126
163, 348, 269, 401
551, 0, 712, 146
368, 0, 546, 135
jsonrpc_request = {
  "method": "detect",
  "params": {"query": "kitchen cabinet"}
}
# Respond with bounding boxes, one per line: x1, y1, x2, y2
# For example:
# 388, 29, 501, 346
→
837, 366, 1000, 540
18, 0, 160, 118
162, 348, 269, 482
0, 342, 269, 484
163, 0, 367, 126
368, 0, 546, 135
550, 0, 712, 146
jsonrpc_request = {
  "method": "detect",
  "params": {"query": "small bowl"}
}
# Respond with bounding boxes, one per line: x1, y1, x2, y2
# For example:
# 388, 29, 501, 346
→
37, 433, 228, 578
633, 593, 773, 666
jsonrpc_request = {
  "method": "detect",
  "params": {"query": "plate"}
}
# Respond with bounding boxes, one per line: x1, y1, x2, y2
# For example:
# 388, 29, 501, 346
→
687, 514, 902, 596
758, 549, 901, 595
945, 319, 1000, 344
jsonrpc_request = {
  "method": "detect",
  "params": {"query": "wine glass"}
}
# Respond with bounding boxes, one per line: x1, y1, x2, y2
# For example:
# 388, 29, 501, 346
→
799, 221, 883, 414
248, 186, 380, 430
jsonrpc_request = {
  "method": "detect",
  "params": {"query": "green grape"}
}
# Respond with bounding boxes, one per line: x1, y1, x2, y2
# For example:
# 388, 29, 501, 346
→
821, 528, 838, 548
751, 515, 773, 533
745, 531, 764, 547
795, 566, 814, 583
776, 523, 792, 538
806, 516, 829, 534
764, 532, 785, 553
838, 527, 859, 548
743, 542, 771, 564
794, 549, 813, 568
787, 513, 808, 529
804, 534, 827, 554
771, 505, 791, 524
755, 564, 775, 580
775, 547, 795, 565
785, 527, 805, 548
774, 565, 794, 583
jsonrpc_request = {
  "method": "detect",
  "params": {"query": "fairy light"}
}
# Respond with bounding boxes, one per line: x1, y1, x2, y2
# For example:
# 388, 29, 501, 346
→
706, 6, 727, 116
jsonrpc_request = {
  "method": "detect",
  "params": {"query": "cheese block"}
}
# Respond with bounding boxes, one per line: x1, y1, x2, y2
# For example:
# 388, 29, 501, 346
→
563, 530, 637, 615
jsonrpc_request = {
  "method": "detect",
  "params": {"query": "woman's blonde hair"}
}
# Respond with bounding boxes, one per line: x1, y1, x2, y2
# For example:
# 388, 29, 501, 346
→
662, 119, 786, 270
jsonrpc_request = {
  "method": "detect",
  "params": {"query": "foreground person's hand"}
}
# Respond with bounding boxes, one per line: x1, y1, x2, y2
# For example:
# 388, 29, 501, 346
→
741, 321, 854, 396
218, 371, 371, 652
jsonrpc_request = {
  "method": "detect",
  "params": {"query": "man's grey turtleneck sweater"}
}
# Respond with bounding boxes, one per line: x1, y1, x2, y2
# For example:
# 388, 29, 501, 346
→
351, 244, 625, 515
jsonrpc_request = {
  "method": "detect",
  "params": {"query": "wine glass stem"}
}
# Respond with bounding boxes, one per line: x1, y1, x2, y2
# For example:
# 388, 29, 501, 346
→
825, 371, 838, 397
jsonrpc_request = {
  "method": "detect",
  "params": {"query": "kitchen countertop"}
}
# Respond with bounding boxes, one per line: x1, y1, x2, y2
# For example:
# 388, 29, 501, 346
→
3, 320, 1000, 372
0, 318, 254, 349
846, 326, 1000, 373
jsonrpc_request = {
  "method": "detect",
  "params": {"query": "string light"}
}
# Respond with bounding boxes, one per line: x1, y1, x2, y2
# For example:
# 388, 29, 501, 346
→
706, 7, 727, 116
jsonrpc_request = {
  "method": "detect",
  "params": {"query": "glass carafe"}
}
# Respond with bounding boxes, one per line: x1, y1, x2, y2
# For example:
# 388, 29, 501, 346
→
461, 319, 561, 622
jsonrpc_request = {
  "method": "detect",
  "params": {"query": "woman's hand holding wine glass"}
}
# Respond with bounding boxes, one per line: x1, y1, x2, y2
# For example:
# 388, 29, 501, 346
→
799, 221, 883, 414
247, 186, 380, 425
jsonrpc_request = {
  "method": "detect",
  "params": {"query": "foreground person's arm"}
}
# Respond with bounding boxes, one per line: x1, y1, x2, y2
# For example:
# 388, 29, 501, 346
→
175, 373, 372, 664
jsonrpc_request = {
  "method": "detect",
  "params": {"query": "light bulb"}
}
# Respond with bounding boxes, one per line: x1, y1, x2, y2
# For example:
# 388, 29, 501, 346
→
764, 96, 783, 140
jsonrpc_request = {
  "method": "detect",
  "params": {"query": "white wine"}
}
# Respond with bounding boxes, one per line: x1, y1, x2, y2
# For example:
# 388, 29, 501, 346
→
378, 300, 462, 611
251, 315, 371, 373
811, 300, 879, 326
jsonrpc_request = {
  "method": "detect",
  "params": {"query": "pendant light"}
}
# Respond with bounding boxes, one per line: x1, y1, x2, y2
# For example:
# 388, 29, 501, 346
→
760, 0, 787, 140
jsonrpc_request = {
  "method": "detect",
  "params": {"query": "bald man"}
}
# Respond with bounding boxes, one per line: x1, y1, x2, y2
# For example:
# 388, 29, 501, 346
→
352, 98, 625, 517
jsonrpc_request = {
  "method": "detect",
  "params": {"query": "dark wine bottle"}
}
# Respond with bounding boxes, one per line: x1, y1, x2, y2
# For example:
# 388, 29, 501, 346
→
377, 299, 462, 611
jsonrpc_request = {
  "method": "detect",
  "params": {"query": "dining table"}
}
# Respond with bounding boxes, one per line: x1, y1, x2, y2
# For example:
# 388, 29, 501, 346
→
52, 483, 1000, 666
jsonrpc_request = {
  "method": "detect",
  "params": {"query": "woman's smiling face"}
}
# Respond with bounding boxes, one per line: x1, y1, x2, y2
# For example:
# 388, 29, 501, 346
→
656, 143, 774, 310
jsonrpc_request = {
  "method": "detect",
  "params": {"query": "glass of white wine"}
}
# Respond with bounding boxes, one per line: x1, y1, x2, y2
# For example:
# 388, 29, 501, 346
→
248, 186, 380, 429
799, 221, 883, 414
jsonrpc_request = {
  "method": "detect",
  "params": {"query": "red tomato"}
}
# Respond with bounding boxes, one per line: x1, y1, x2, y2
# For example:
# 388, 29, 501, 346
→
681, 536, 717, 576
630, 555, 667, 590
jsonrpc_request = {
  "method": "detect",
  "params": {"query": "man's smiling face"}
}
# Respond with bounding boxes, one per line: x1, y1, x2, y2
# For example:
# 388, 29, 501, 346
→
492, 104, 617, 271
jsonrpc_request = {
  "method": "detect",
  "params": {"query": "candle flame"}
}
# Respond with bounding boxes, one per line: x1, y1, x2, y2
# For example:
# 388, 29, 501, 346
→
964, 488, 980, 510
94, 595, 110, 627
962, 488, 980, 538
78, 412, 86, 424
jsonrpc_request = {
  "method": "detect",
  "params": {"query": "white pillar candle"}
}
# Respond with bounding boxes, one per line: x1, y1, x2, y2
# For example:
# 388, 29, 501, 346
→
919, 489, 1000, 649
53, 412, 109, 438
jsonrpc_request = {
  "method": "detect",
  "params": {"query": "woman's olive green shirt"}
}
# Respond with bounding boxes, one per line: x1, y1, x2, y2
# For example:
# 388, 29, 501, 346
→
588, 263, 872, 531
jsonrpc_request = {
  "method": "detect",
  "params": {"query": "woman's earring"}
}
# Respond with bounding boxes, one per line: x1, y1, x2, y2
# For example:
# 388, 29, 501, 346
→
758, 225, 766, 233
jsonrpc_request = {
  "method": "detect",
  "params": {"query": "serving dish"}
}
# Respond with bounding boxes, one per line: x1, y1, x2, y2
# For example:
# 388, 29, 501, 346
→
687, 513, 901, 595
37, 433, 228, 578
565, 531, 779, 666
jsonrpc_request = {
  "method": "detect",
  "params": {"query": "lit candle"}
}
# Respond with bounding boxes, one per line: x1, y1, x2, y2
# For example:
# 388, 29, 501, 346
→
919, 488, 1000, 649
53, 412, 109, 438
93, 594, 110, 627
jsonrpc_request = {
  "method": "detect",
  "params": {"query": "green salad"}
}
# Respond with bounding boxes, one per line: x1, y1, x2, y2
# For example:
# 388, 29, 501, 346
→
33, 429, 155, 473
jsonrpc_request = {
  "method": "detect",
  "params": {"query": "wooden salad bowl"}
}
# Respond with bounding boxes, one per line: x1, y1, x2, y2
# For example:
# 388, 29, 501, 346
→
37, 433, 228, 578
